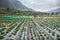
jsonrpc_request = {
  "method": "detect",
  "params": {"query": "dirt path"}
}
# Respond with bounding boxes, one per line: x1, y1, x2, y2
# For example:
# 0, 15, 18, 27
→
27, 27, 30, 40
27, 20, 30, 40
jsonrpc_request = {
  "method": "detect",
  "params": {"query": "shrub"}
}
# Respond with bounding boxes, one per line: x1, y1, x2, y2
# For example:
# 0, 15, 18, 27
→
52, 32, 55, 36
0, 35, 4, 39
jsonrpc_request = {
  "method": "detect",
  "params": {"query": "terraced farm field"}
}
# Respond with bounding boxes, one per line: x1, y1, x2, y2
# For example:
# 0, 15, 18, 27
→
0, 17, 60, 40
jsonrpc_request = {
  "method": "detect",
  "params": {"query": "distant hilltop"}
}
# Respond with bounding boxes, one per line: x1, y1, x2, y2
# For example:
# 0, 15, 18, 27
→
0, 0, 34, 11
48, 8, 60, 13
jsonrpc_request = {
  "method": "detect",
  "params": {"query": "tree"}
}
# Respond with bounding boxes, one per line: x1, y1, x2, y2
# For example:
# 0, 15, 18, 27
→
7, 8, 9, 11
51, 12, 54, 15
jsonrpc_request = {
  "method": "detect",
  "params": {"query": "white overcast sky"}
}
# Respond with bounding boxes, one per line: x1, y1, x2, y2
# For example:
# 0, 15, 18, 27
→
18, 0, 60, 12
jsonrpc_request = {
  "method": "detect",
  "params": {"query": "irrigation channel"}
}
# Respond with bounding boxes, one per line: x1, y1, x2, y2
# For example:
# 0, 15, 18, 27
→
0, 17, 60, 40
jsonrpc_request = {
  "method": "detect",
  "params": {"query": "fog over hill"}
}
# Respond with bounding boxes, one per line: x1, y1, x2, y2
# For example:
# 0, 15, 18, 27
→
0, 0, 34, 11
48, 8, 60, 13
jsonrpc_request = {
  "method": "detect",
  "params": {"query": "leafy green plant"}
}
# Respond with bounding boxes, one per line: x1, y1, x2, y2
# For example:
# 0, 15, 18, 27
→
0, 35, 4, 39
52, 32, 55, 36
49, 30, 51, 33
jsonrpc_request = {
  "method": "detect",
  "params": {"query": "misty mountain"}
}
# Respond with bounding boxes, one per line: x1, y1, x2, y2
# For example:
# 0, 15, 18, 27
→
48, 8, 60, 13
0, 0, 9, 8
0, 0, 33, 11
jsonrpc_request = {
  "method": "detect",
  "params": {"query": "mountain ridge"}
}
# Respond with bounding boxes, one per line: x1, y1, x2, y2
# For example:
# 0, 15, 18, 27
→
0, 0, 34, 11
48, 8, 60, 13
